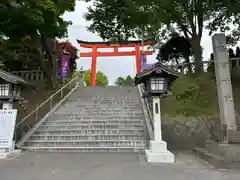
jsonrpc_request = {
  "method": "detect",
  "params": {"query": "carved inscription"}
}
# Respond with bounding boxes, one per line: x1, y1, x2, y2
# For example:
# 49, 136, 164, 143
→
221, 77, 231, 84
216, 45, 227, 53
218, 61, 229, 68
224, 95, 233, 102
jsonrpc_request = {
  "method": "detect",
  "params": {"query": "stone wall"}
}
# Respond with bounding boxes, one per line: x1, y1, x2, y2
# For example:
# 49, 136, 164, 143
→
161, 115, 217, 150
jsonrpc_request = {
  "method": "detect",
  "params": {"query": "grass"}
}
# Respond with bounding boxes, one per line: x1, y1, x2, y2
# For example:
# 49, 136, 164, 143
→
161, 72, 240, 121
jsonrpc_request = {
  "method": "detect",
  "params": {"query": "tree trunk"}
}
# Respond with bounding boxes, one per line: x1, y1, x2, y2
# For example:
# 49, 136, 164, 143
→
191, 36, 203, 73
32, 33, 56, 88
185, 56, 192, 74
41, 37, 58, 88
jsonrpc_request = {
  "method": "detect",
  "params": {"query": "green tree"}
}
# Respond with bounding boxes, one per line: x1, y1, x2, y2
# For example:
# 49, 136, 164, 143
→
0, 0, 76, 87
115, 77, 125, 86
84, 69, 108, 86
83, 0, 238, 72
115, 75, 134, 86
206, 0, 240, 46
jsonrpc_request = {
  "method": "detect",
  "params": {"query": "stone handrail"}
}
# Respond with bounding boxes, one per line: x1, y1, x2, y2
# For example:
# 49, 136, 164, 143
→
137, 84, 154, 140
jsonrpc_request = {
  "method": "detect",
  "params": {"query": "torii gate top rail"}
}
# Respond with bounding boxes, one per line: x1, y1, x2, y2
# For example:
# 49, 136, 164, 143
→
77, 39, 153, 48
77, 39, 153, 86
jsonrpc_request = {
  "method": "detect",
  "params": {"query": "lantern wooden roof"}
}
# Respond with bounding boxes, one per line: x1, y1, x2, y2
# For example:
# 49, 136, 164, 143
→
134, 62, 181, 85
0, 69, 32, 87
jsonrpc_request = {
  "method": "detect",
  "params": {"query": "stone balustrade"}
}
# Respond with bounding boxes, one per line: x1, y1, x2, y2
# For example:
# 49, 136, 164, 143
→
11, 70, 45, 82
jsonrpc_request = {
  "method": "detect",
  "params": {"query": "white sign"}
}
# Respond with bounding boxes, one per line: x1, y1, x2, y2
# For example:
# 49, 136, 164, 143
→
0, 110, 17, 148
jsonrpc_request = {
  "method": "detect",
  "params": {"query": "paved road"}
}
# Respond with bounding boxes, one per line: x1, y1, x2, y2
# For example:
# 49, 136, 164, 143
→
0, 152, 239, 180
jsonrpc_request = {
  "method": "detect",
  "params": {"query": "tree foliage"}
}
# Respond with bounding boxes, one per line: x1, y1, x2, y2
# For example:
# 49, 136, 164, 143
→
84, 69, 108, 86
0, 0, 76, 87
83, 0, 240, 72
115, 75, 134, 86
157, 33, 191, 64
170, 73, 218, 119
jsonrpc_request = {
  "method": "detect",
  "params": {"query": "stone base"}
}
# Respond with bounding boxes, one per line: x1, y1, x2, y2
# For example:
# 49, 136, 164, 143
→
0, 150, 21, 159
206, 140, 240, 161
193, 140, 240, 169
145, 141, 174, 163
228, 129, 240, 143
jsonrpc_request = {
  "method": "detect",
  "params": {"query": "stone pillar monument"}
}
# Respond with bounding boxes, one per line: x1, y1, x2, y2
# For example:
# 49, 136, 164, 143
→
212, 33, 237, 142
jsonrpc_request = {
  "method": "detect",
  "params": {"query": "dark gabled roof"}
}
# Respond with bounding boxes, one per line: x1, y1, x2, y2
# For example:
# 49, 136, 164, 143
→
135, 62, 181, 85
136, 62, 181, 78
76, 39, 153, 45
0, 69, 33, 87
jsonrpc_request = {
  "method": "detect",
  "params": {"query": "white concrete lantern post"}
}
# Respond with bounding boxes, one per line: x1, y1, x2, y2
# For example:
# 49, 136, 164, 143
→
145, 77, 175, 163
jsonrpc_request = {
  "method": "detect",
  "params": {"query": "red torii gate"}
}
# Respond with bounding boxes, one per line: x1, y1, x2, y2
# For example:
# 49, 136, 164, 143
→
77, 39, 153, 86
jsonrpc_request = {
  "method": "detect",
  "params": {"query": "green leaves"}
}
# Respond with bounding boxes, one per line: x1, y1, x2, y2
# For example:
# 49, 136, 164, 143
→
0, 0, 76, 75
115, 75, 134, 86
84, 69, 109, 86
171, 73, 218, 118
0, 0, 76, 39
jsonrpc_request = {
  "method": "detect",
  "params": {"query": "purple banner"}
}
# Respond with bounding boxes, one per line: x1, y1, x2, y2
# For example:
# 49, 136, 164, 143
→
60, 54, 70, 78
140, 53, 154, 72
140, 53, 147, 72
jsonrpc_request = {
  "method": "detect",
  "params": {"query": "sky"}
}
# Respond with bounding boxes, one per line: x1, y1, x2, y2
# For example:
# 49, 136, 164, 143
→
63, 1, 216, 85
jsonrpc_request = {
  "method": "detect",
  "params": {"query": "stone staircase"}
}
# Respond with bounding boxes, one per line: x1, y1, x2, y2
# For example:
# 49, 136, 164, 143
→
20, 86, 149, 152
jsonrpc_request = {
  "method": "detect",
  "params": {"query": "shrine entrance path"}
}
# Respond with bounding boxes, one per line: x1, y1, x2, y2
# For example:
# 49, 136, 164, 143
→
0, 152, 239, 180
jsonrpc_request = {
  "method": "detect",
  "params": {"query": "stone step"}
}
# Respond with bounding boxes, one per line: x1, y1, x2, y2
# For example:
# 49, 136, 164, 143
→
74, 97, 140, 100
53, 112, 144, 116
65, 101, 141, 105
24, 140, 148, 148
21, 146, 145, 153
69, 102, 141, 105
193, 147, 225, 169
67, 103, 141, 106
193, 147, 240, 170
228, 129, 240, 143
58, 108, 142, 112
67, 105, 141, 108
53, 113, 144, 117
38, 124, 146, 130
34, 128, 146, 135
48, 115, 145, 120
206, 140, 240, 161
57, 112, 143, 115
74, 99, 141, 102
44, 119, 145, 125
59, 106, 142, 108
58, 106, 142, 110
28, 134, 146, 141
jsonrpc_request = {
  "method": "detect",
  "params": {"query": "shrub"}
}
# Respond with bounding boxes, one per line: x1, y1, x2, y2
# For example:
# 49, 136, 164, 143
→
168, 72, 219, 119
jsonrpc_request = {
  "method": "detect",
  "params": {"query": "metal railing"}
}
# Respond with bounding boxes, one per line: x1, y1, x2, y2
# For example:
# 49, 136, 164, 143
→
138, 83, 154, 140
168, 57, 240, 73
15, 76, 80, 144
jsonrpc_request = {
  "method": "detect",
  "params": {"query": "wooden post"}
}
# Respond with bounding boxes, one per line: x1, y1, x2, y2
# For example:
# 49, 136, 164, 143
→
135, 45, 141, 73
90, 46, 97, 86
